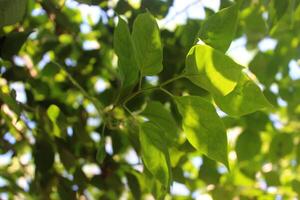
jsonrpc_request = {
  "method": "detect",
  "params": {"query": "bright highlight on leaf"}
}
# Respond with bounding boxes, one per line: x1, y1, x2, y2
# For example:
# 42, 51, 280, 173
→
213, 74, 272, 117
185, 44, 243, 96
174, 96, 229, 169
47, 104, 64, 137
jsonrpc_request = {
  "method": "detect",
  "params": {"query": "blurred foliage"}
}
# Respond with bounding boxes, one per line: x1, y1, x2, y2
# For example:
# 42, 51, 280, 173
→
1, 0, 300, 199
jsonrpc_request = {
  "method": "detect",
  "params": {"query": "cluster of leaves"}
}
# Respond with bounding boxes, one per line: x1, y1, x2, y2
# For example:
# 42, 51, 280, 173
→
1, 0, 300, 199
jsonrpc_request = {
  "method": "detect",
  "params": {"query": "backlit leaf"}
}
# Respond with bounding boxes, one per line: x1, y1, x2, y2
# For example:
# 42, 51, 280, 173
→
199, 3, 239, 52
114, 17, 139, 89
174, 95, 229, 168
213, 74, 272, 117
132, 12, 163, 76
185, 44, 243, 96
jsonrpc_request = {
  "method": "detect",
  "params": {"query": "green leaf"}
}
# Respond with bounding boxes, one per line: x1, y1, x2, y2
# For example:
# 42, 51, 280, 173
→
56, 139, 77, 170
213, 74, 272, 117
184, 44, 243, 96
0, 0, 27, 27
199, 156, 221, 184
269, 133, 293, 162
114, 17, 139, 89
264, 171, 281, 186
47, 105, 66, 138
132, 12, 163, 76
139, 122, 171, 189
199, 3, 239, 52
292, 180, 300, 195
273, 0, 289, 21
96, 138, 106, 164
141, 101, 179, 145
47, 105, 60, 122
126, 172, 142, 200
34, 139, 55, 173
0, 31, 32, 60
235, 131, 261, 161
174, 96, 229, 169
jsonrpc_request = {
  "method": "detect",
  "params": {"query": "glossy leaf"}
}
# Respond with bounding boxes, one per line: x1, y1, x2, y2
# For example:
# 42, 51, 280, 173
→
185, 44, 243, 96
139, 121, 171, 188
141, 101, 179, 145
132, 12, 163, 76
174, 96, 229, 168
199, 3, 239, 52
213, 74, 272, 117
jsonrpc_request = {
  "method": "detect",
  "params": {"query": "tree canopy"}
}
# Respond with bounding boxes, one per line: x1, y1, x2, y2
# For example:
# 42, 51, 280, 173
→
1, 0, 300, 199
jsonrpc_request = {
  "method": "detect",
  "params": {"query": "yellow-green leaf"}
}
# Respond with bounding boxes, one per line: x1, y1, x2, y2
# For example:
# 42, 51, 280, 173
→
199, 3, 239, 52
174, 96, 229, 169
185, 44, 243, 96
213, 74, 272, 117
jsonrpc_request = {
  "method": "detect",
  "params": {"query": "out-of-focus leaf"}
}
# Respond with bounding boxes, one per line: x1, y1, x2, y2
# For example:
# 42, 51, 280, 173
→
264, 171, 280, 186
174, 95, 229, 169
126, 172, 142, 200
273, 0, 289, 21
0, 31, 32, 60
0, 0, 27, 27
269, 133, 293, 162
292, 179, 300, 195
235, 131, 261, 161
185, 44, 243, 96
199, 156, 221, 184
57, 177, 76, 200
96, 138, 106, 164
34, 139, 55, 173
240, 6, 267, 46
47, 105, 65, 137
